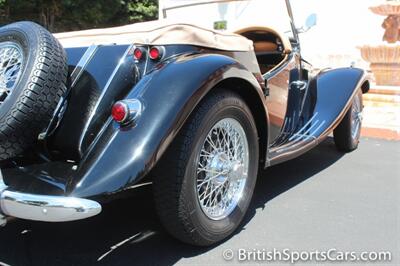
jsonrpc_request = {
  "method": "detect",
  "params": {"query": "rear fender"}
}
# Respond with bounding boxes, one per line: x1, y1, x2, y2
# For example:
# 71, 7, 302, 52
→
69, 53, 265, 198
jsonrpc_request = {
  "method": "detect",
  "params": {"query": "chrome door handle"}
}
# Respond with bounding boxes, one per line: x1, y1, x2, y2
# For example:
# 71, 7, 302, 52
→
290, 80, 307, 90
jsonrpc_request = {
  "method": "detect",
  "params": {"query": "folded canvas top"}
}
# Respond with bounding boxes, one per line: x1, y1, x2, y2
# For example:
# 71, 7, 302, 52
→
54, 20, 254, 51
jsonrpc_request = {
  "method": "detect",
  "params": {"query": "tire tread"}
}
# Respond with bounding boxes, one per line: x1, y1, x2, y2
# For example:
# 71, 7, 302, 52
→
153, 90, 256, 246
0, 22, 67, 159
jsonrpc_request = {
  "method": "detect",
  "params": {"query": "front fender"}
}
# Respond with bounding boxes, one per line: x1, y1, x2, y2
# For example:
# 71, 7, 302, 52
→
69, 53, 264, 198
311, 67, 368, 139
268, 67, 369, 165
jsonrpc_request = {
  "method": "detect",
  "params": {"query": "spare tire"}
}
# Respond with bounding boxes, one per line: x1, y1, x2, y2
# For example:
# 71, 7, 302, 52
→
0, 21, 67, 160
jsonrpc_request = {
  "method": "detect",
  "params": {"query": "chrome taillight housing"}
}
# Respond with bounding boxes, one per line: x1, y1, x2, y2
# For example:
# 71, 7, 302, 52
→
111, 99, 142, 125
149, 46, 165, 60
133, 47, 145, 61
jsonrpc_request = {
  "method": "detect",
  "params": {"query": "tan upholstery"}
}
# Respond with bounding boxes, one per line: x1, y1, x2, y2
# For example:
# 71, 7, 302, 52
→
54, 20, 253, 51
253, 41, 278, 53
235, 26, 292, 54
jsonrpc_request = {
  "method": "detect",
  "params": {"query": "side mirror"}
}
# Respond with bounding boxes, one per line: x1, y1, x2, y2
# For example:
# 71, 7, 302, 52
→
298, 13, 317, 33
305, 13, 317, 29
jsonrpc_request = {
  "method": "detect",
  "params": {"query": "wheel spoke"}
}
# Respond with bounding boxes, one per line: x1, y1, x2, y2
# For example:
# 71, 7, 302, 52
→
197, 167, 221, 175
196, 171, 227, 188
205, 134, 218, 151
350, 93, 363, 140
0, 42, 23, 106
195, 118, 249, 220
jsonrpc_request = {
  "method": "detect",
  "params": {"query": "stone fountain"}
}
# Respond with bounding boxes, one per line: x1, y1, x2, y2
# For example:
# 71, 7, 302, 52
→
360, 0, 400, 86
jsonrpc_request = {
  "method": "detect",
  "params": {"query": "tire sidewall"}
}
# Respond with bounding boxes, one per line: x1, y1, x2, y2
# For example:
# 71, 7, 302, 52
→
0, 25, 38, 122
182, 94, 259, 242
333, 88, 363, 152
344, 89, 363, 149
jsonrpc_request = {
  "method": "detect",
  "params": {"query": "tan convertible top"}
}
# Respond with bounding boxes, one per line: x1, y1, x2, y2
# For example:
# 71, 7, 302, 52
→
54, 20, 254, 52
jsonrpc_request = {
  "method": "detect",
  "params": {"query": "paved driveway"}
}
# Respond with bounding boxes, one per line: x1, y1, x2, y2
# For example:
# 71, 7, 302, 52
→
0, 137, 398, 266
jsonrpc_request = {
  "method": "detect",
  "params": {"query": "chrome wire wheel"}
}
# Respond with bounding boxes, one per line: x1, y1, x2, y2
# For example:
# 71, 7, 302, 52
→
0, 41, 24, 106
153, 91, 259, 246
350, 92, 363, 140
196, 118, 249, 220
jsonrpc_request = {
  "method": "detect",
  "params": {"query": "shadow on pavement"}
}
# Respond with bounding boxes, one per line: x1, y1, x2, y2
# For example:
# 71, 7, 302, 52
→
0, 137, 344, 266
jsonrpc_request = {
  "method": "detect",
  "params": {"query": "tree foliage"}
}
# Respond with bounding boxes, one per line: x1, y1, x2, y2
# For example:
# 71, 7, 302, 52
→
126, 0, 158, 22
0, 0, 158, 32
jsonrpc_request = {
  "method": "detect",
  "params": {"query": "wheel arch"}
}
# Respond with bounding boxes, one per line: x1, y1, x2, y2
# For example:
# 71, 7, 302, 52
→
361, 79, 370, 94
209, 77, 269, 165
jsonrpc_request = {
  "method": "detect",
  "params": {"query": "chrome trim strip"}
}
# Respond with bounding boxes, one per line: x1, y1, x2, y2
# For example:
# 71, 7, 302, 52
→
143, 46, 150, 74
290, 118, 321, 143
264, 52, 294, 80
124, 181, 153, 191
288, 112, 318, 141
70, 44, 99, 87
0, 172, 101, 223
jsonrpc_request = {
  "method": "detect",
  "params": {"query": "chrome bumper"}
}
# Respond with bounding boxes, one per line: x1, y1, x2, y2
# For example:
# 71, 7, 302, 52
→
0, 173, 101, 227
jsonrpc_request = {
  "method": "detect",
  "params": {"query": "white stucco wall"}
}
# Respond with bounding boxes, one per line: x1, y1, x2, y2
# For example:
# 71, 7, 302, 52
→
292, 0, 383, 68
159, 0, 385, 69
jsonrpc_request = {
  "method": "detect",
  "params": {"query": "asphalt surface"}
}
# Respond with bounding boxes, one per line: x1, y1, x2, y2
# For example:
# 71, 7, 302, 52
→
0, 137, 398, 266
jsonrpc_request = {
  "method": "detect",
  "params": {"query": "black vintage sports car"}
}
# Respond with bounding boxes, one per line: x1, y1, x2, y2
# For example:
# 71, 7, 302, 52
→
0, 0, 369, 246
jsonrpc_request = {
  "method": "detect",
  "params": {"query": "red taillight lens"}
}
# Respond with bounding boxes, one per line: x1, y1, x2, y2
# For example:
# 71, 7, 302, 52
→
133, 47, 144, 60
149, 46, 163, 60
112, 102, 128, 123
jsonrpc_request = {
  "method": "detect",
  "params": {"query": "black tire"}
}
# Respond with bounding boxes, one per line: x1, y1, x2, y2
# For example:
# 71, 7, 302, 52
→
153, 90, 259, 246
0, 22, 67, 160
333, 88, 363, 152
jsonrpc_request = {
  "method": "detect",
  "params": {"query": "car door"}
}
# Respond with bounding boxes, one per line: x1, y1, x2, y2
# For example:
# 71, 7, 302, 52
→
264, 48, 302, 145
